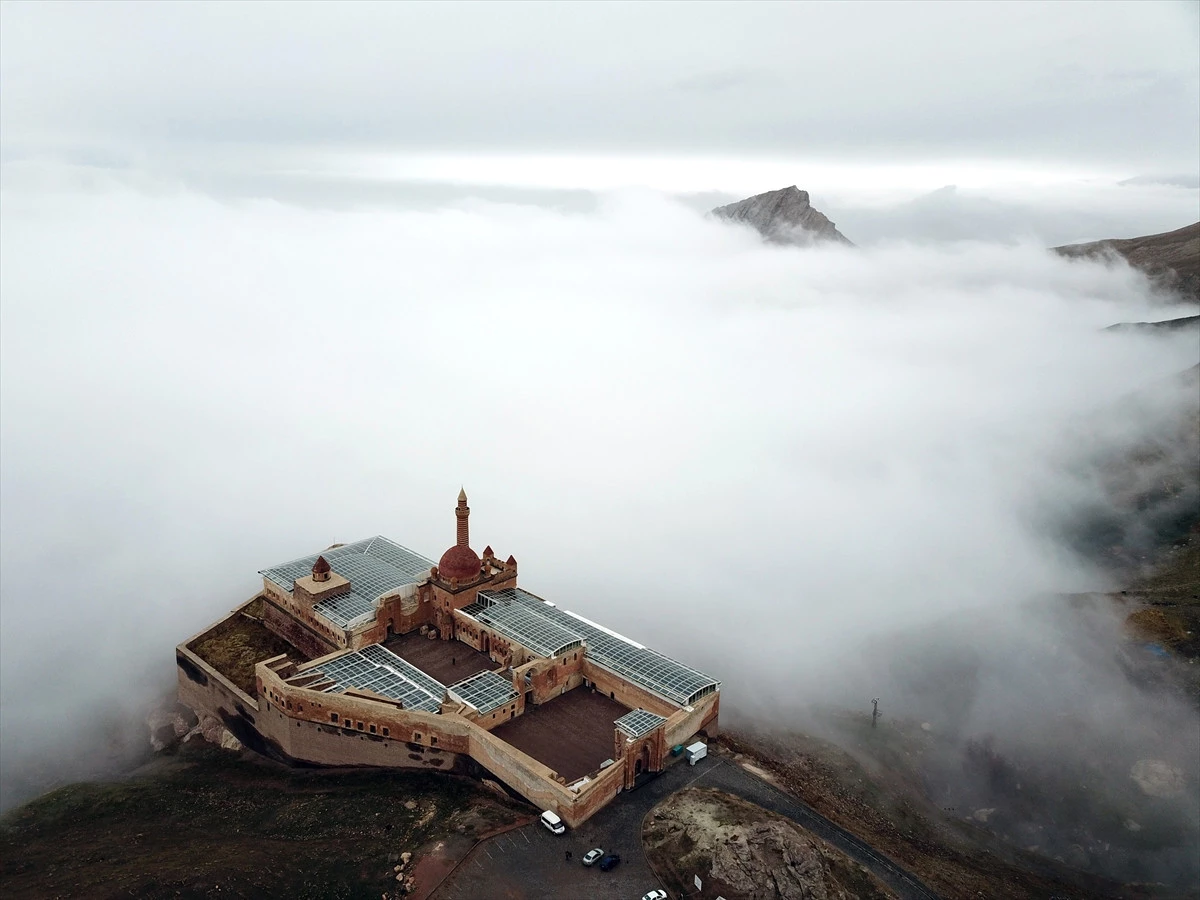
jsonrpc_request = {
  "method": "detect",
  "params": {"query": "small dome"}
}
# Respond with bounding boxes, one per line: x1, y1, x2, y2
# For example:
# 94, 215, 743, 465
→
312, 555, 331, 575
438, 544, 481, 582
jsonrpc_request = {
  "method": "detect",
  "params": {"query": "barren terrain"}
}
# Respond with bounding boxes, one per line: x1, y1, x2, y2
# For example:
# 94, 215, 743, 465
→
643, 786, 894, 900
0, 742, 525, 900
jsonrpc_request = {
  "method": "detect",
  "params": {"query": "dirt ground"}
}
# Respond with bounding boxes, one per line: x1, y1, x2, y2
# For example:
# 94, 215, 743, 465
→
384, 632, 496, 685
0, 741, 527, 900
491, 688, 629, 782
644, 786, 894, 900
721, 730, 1195, 900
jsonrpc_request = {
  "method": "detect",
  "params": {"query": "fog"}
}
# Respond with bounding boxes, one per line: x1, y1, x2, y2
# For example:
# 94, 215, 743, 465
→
2, 166, 1198, 880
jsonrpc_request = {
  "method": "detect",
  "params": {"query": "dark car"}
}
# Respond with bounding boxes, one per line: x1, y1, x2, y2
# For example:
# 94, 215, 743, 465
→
598, 853, 621, 872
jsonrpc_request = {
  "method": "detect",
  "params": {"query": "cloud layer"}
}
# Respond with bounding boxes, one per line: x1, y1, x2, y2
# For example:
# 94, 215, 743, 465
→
1, 176, 1197, 882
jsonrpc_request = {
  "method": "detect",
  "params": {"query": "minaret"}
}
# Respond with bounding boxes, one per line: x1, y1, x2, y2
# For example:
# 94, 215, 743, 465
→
456, 487, 470, 548
437, 487, 482, 584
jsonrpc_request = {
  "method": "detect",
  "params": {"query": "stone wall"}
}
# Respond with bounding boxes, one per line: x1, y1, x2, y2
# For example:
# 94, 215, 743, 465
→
664, 691, 720, 749
261, 595, 338, 660
467, 726, 626, 827
259, 656, 632, 826
180, 597, 719, 828
256, 700, 470, 773
262, 581, 347, 651
451, 612, 524, 668
581, 661, 678, 717
527, 651, 585, 704
175, 641, 271, 756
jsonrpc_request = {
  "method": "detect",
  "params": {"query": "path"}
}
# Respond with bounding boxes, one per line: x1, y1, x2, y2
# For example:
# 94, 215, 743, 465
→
433, 752, 941, 899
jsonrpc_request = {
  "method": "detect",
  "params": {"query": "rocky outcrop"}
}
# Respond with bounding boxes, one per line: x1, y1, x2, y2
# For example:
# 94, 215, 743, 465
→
1054, 221, 1200, 303
146, 701, 199, 752
643, 787, 893, 900
1130, 759, 1186, 798
712, 186, 854, 247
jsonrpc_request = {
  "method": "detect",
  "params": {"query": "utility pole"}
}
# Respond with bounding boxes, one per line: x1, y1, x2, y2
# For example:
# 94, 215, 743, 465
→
871, 698, 880, 729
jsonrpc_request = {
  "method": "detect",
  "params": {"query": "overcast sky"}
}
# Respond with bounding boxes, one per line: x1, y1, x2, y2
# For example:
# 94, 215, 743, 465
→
2, 4, 1199, 873
2, 0, 1198, 181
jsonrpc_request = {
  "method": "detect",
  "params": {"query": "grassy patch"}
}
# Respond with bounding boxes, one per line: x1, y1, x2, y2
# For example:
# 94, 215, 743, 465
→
189, 598, 299, 694
0, 743, 526, 900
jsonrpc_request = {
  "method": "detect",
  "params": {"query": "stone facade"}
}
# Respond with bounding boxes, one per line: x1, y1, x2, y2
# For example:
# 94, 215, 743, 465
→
176, 492, 720, 827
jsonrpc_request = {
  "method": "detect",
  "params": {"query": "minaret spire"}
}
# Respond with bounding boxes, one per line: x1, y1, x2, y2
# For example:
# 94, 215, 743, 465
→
456, 488, 470, 548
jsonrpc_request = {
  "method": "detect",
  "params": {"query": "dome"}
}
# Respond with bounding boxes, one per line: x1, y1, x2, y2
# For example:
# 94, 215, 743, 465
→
312, 555, 331, 574
438, 544, 481, 582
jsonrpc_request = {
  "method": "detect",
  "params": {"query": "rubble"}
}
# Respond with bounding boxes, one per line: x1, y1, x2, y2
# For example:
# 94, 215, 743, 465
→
643, 787, 893, 900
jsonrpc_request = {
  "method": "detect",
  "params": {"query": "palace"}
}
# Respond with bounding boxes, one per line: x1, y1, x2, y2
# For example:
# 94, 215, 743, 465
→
176, 491, 720, 825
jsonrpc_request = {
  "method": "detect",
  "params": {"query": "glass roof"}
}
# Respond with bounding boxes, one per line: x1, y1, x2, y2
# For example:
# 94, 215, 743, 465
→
614, 708, 666, 738
448, 670, 519, 714
459, 592, 585, 659
478, 588, 720, 707
260, 536, 436, 629
306, 644, 446, 713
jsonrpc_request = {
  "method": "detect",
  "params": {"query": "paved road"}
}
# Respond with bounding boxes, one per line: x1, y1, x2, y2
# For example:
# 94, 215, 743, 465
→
434, 754, 941, 900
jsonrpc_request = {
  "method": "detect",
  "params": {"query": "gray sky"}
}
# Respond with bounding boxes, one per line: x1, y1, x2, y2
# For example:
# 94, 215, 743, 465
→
2, 2, 1199, 875
2, 0, 1198, 174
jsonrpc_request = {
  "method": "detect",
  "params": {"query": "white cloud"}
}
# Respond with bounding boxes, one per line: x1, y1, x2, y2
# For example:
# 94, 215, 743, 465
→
1, 175, 1197, 877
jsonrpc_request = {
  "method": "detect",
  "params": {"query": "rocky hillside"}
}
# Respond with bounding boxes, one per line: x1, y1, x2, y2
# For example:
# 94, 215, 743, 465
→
712, 186, 854, 247
643, 787, 892, 900
0, 742, 525, 900
1055, 221, 1200, 303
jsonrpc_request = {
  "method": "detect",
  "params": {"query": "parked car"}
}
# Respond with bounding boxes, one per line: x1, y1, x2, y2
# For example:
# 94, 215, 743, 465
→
539, 810, 565, 834
598, 852, 621, 871
581, 847, 604, 866
641, 891, 668, 900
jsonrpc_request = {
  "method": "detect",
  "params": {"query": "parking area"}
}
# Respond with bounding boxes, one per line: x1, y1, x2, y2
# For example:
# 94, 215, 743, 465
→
434, 754, 717, 900
433, 748, 940, 900
433, 805, 663, 900
491, 689, 630, 782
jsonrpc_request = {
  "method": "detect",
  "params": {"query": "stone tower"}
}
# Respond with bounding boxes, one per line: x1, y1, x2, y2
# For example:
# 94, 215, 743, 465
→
438, 488, 482, 583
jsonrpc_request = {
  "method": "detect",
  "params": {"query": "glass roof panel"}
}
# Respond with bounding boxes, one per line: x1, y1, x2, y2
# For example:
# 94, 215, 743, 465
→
614, 708, 666, 738
448, 670, 519, 714
307, 645, 446, 713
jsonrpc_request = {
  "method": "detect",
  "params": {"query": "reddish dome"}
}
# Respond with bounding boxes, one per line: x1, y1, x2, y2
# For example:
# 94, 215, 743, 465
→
312, 555, 331, 574
438, 545, 481, 582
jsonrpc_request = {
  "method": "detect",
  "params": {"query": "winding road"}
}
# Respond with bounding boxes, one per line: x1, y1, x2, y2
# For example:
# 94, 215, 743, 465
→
434, 752, 941, 900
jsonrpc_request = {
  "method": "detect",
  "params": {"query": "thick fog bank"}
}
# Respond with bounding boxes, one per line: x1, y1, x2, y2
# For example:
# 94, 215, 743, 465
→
1, 180, 1197, 838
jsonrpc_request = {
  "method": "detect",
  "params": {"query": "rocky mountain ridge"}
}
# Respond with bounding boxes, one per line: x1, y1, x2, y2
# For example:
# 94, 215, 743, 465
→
712, 186, 854, 247
1055, 221, 1200, 303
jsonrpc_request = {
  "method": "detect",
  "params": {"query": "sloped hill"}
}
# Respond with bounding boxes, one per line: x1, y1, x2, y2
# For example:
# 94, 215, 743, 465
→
1055, 222, 1200, 302
0, 744, 525, 900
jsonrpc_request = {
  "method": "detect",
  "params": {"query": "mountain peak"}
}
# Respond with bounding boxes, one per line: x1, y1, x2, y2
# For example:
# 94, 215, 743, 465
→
711, 186, 853, 247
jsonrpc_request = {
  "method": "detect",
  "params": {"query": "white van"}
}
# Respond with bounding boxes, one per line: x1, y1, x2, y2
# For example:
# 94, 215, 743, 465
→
685, 741, 708, 766
539, 810, 566, 834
